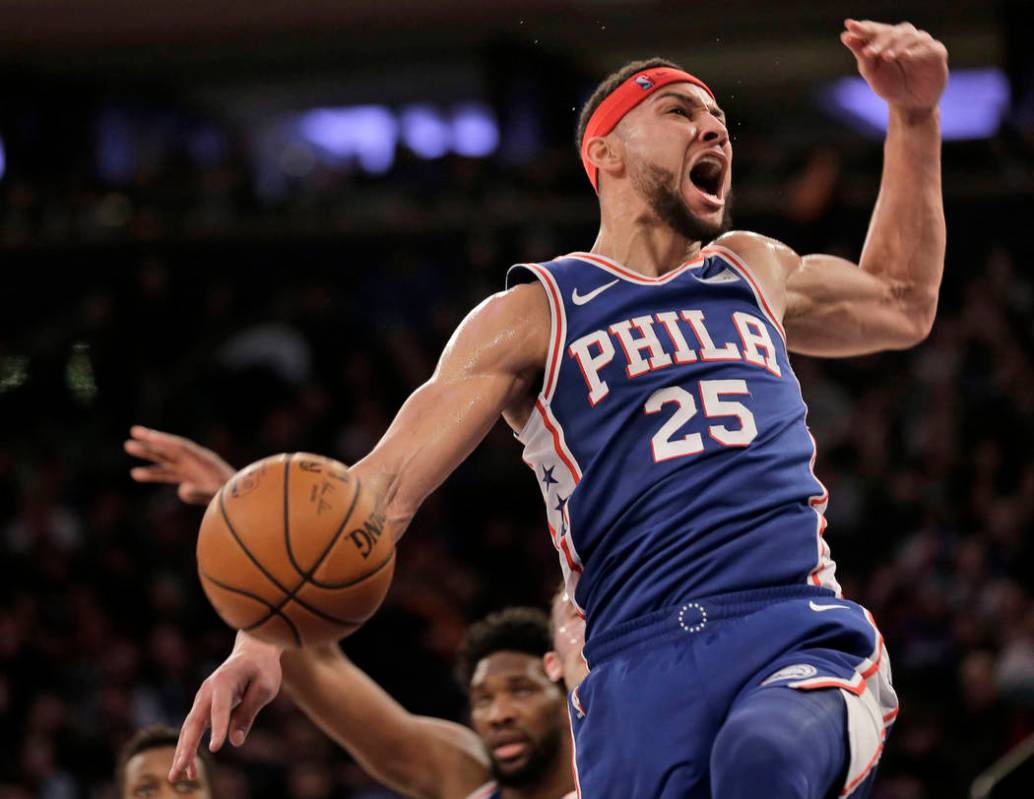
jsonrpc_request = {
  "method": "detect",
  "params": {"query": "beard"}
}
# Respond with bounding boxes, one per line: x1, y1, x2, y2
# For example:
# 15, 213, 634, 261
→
489, 724, 564, 788
631, 161, 732, 243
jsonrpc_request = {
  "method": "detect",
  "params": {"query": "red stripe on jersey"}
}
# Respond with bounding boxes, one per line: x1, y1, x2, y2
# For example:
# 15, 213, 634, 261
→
536, 400, 582, 483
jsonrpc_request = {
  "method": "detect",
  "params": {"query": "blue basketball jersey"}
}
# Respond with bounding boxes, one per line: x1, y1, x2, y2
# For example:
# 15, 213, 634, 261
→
506, 246, 841, 639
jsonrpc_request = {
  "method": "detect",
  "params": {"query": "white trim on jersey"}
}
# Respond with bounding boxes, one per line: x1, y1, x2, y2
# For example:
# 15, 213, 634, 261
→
565, 250, 707, 285
520, 407, 585, 614
785, 607, 898, 796
517, 262, 568, 403
511, 256, 587, 614
804, 430, 838, 591
464, 781, 498, 799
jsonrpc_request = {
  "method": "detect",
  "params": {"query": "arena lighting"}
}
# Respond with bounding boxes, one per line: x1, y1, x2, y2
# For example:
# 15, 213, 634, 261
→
296, 103, 499, 173
823, 67, 1010, 140
400, 105, 450, 159
451, 103, 500, 157
299, 106, 398, 174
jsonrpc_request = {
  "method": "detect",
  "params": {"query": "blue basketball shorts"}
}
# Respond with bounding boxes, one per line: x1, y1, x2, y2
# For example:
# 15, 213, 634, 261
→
568, 585, 898, 798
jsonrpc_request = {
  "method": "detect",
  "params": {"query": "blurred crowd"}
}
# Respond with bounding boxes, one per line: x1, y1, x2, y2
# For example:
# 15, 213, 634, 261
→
2, 110, 1033, 799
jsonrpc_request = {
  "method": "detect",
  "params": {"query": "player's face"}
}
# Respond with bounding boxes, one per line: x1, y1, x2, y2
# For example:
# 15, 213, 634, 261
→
619, 82, 732, 242
122, 746, 211, 799
469, 652, 568, 787
550, 591, 588, 690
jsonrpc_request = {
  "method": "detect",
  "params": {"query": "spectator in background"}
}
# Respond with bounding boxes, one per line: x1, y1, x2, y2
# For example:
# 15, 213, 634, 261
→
117, 726, 214, 798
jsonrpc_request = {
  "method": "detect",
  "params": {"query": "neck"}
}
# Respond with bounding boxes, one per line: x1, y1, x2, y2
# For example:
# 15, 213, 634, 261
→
501, 766, 575, 799
590, 193, 703, 278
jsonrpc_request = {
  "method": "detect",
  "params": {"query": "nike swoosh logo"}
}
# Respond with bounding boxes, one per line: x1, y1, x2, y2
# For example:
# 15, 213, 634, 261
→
571, 279, 620, 306
809, 601, 850, 612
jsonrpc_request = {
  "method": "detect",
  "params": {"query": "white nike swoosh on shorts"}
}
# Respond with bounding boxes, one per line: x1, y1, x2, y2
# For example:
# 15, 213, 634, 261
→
571, 279, 620, 305
809, 600, 851, 612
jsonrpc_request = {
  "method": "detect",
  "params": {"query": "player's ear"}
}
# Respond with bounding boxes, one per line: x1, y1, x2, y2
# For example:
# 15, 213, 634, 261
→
584, 135, 624, 184
543, 651, 564, 683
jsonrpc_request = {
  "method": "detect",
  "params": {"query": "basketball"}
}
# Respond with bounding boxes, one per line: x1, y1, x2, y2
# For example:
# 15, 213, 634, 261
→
196, 453, 395, 648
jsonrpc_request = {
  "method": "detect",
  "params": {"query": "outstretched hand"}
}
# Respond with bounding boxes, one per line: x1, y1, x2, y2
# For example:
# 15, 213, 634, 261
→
124, 426, 235, 505
170, 632, 284, 781
841, 19, 948, 113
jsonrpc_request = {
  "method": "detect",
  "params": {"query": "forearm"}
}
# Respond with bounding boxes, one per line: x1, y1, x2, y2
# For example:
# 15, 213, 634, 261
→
281, 645, 432, 795
282, 644, 407, 745
350, 375, 504, 544
281, 645, 484, 799
859, 106, 945, 329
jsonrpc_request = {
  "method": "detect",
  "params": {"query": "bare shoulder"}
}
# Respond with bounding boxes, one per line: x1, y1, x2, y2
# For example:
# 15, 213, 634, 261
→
711, 231, 803, 320
441, 280, 549, 378
712, 230, 801, 279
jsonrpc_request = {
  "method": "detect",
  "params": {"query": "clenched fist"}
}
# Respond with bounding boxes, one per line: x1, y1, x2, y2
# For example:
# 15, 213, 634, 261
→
841, 19, 949, 113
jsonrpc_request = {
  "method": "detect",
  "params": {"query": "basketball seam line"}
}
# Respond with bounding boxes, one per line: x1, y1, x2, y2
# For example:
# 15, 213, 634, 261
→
217, 480, 373, 630
282, 455, 368, 588
199, 566, 303, 647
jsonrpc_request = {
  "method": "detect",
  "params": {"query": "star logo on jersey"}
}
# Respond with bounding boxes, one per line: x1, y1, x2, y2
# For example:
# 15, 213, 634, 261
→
541, 466, 559, 489
554, 494, 568, 513
571, 279, 619, 306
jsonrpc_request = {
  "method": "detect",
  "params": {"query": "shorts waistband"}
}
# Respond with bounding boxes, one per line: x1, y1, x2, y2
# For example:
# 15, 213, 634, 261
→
583, 585, 838, 666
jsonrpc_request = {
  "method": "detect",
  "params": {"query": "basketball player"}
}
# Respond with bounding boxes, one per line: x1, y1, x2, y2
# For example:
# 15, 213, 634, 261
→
131, 18, 947, 797
117, 725, 214, 798
266, 606, 576, 799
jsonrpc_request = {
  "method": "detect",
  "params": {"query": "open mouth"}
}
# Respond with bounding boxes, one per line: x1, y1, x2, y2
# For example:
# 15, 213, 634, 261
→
688, 155, 725, 205
490, 732, 530, 761
493, 741, 528, 760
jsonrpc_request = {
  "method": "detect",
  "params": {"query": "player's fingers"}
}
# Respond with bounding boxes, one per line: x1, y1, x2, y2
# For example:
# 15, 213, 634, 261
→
844, 18, 882, 38
179, 483, 213, 506
878, 27, 924, 61
227, 676, 276, 746
867, 23, 922, 60
130, 465, 180, 483
171, 689, 211, 782
840, 31, 867, 53
124, 438, 162, 459
130, 425, 190, 457
208, 679, 240, 753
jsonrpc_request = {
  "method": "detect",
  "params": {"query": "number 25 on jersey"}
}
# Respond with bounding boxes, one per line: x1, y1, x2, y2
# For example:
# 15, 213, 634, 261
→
645, 379, 757, 462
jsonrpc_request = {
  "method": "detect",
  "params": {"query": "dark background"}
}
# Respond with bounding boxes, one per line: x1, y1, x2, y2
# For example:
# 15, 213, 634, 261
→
1, 1, 1033, 797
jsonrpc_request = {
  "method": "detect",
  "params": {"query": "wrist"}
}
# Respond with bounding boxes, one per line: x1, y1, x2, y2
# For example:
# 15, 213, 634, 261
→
888, 104, 940, 127
235, 629, 285, 657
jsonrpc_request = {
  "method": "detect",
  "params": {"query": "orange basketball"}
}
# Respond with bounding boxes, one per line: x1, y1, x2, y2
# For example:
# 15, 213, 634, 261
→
196, 453, 395, 648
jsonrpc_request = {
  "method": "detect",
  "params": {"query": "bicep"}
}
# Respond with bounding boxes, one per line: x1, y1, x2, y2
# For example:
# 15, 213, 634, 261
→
352, 283, 548, 538
784, 253, 929, 357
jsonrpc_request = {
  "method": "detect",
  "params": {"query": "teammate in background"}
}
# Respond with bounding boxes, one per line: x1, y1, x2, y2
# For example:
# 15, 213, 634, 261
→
276, 606, 577, 799
117, 725, 213, 798
131, 18, 947, 798
124, 430, 581, 798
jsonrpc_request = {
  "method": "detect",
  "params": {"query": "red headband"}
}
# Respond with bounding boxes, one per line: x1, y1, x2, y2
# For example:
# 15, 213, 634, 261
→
580, 67, 715, 193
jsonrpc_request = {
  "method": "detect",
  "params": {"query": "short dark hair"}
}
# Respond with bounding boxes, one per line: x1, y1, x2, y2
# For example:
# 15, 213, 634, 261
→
116, 725, 214, 793
575, 57, 683, 151
456, 607, 553, 687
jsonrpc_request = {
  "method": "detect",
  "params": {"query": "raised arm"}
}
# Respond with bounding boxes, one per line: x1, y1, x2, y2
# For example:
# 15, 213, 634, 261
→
720, 20, 947, 358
